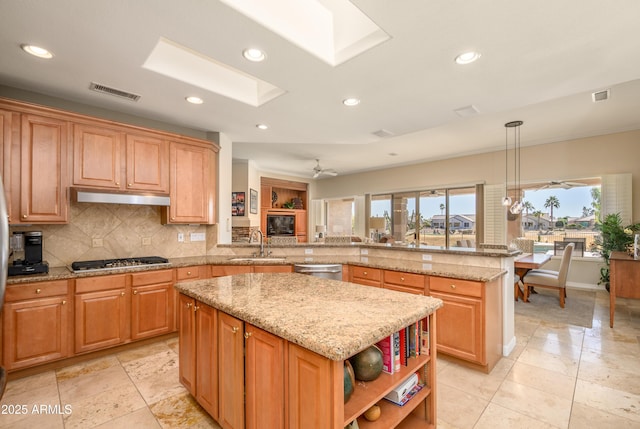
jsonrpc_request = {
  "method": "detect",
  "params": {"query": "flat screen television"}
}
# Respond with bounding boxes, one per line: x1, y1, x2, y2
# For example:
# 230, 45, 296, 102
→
266, 214, 295, 236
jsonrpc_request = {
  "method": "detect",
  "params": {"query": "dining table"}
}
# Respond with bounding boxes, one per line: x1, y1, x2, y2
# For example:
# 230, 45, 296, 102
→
514, 253, 552, 301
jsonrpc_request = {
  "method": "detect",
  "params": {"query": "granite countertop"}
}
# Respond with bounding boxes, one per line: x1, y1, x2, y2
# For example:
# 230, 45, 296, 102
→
175, 272, 443, 361
6, 254, 506, 284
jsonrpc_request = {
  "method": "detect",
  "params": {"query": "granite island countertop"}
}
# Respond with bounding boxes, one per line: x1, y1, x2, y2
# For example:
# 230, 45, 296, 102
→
175, 272, 443, 361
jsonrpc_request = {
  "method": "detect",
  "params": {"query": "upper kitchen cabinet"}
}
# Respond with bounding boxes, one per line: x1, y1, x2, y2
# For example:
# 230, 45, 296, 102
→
73, 124, 169, 194
162, 141, 217, 224
19, 114, 69, 223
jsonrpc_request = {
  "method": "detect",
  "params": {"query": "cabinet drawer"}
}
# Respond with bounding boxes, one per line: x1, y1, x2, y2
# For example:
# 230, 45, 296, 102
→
210, 265, 252, 277
76, 274, 126, 293
177, 266, 204, 281
5, 280, 69, 302
383, 270, 425, 289
132, 269, 174, 286
350, 266, 381, 281
429, 276, 482, 298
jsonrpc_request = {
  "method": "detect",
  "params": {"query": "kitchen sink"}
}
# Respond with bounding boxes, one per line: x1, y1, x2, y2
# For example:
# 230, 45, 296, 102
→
228, 257, 287, 262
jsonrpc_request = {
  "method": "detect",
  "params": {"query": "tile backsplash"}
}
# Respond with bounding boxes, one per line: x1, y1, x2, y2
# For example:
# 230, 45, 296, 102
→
9, 202, 217, 267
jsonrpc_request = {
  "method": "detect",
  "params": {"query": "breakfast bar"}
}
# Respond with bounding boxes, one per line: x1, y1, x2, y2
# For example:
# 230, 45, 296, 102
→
175, 272, 443, 429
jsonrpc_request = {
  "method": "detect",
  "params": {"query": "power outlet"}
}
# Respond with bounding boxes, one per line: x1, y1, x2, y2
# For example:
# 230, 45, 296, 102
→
304, 248, 313, 255
177, 233, 185, 242
142, 237, 151, 246
92, 238, 103, 247
422, 254, 432, 261
190, 232, 206, 242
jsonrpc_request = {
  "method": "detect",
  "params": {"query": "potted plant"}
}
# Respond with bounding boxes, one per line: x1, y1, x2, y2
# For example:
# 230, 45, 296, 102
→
592, 213, 640, 290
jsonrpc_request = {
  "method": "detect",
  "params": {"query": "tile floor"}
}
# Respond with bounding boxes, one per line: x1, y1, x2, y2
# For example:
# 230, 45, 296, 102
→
1, 289, 639, 428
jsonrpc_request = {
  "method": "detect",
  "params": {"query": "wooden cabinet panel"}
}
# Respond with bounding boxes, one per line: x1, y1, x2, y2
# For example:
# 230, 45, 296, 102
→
350, 265, 382, 287
430, 291, 483, 364
245, 324, 285, 429
383, 270, 426, 295
210, 265, 252, 277
253, 265, 292, 273
177, 266, 204, 281
125, 133, 168, 193
131, 282, 174, 340
2, 281, 71, 370
430, 276, 483, 298
218, 312, 244, 429
196, 302, 218, 420
72, 123, 123, 189
288, 343, 342, 429
75, 275, 128, 353
163, 142, 214, 224
178, 294, 197, 395
20, 114, 68, 223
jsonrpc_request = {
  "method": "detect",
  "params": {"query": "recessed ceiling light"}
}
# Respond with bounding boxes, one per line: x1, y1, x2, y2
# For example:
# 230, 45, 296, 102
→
455, 51, 481, 65
243, 48, 266, 62
342, 98, 360, 106
256, 124, 268, 130
21, 44, 53, 59
185, 96, 204, 104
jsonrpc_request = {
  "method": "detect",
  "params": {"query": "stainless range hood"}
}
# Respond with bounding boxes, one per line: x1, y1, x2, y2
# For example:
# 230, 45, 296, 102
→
71, 187, 170, 206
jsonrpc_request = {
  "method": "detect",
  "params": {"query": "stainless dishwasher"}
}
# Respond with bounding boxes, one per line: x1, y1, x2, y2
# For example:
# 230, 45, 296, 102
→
294, 264, 343, 280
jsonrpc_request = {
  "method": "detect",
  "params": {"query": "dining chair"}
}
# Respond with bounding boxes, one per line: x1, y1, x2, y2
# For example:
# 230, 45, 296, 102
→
523, 243, 574, 307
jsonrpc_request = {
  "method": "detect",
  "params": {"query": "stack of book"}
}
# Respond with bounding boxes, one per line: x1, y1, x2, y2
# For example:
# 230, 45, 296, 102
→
375, 317, 429, 375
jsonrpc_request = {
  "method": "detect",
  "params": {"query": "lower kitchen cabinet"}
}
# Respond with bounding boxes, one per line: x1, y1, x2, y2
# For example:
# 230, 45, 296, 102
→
382, 269, 427, 295
178, 294, 218, 419
429, 275, 502, 373
245, 323, 285, 429
349, 265, 382, 287
131, 269, 175, 340
2, 280, 72, 370
218, 312, 245, 429
75, 275, 128, 354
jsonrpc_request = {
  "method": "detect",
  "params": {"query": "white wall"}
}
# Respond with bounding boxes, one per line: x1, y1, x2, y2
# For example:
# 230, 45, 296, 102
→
217, 133, 233, 244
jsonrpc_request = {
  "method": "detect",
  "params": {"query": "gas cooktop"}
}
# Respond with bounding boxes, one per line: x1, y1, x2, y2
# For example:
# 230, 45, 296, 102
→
71, 256, 170, 272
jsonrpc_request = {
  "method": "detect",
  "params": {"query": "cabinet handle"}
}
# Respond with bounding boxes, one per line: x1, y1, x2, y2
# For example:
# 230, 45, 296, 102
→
363, 271, 368, 275
186, 302, 192, 308
115, 181, 120, 186
171, 217, 175, 221
127, 183, 132, 187
61, 300, 67, 305
187, 271, 192, 276
244, 331, 252, 339
450, 284, 456, 289
22, 214, 27, 219
400, 277, 405, 281
35, 288, 42, 294
133, 290, 137, 295
121, 291, 125, 296
232, 326, 239, 334
194, 305, 199, 312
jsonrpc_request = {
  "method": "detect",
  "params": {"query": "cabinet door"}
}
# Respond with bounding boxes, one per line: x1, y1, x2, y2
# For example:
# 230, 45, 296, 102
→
218, 312, 244, 429
288, 343, 342, 429
2, 295, 70, 370
131, 282, 174, 340
164, 142, 214, 224
349, 265, 382, 287
196, 302, 218, 420
125, 133, 168, 192
295, 210, 307, 243
430, 291, 483, 364
75, 288, 128, 353
73, 123, 123, 189
20, 114, 68, 223
178, 294, 197, 395
245, 324, 284, 429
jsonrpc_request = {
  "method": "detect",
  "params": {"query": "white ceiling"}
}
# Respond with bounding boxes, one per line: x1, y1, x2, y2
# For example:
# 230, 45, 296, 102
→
1, 0, 639, 179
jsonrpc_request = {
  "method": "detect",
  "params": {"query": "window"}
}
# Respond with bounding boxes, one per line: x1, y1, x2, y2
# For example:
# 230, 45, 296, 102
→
369, 186, 477, 247
518, 178, 601, 255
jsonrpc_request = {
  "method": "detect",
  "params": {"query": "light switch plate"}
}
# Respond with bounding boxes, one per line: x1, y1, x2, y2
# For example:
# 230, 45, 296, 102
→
190, 232, 206, 242
422, 254, 432, 261
305, 248, 313, 254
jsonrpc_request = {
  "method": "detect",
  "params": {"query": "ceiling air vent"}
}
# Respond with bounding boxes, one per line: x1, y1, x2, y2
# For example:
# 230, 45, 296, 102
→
372, 129, 394, 138
592, 89, 610, 103
89, 82, 141, 102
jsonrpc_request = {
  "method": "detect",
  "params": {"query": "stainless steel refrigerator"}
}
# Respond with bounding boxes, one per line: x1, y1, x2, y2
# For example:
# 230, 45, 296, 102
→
0, 179, 9, 398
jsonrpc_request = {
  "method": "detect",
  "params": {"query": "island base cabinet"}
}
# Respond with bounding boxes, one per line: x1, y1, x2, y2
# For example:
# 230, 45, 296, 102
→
288, 344, 343, 429
245, 324, 285, 429
218, 312, 244, 429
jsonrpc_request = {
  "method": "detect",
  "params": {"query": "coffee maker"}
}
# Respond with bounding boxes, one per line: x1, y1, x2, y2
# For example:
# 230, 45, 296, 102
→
8, 231, 49, 276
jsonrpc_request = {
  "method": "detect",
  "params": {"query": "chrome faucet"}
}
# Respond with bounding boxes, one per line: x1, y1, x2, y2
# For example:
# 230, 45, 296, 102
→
250, 229, 265, 257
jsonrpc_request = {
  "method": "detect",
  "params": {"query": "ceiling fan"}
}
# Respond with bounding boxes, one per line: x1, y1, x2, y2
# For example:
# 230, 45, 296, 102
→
537, 180, 586, 190
312, 159, 338, 179
424, 190, 445, 197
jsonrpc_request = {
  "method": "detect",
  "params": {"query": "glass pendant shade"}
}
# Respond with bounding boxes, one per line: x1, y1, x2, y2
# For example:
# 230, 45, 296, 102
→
510, 200, 523, 214
502, 196, 512, 206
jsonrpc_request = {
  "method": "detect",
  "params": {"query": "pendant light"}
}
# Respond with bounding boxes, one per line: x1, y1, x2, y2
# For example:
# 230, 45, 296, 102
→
501, 124, 512, 207
505, 120, 524, 214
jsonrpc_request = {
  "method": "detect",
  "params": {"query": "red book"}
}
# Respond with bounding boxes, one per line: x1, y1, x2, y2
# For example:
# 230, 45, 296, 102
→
376, 335, 394, 374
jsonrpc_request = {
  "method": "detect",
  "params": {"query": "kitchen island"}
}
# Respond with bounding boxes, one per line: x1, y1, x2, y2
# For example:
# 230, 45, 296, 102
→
175, 272, 443, 429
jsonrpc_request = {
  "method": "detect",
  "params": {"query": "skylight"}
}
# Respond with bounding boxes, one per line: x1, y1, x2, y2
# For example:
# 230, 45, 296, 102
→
219, 0, 390, 66
142, 38, 285, 107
